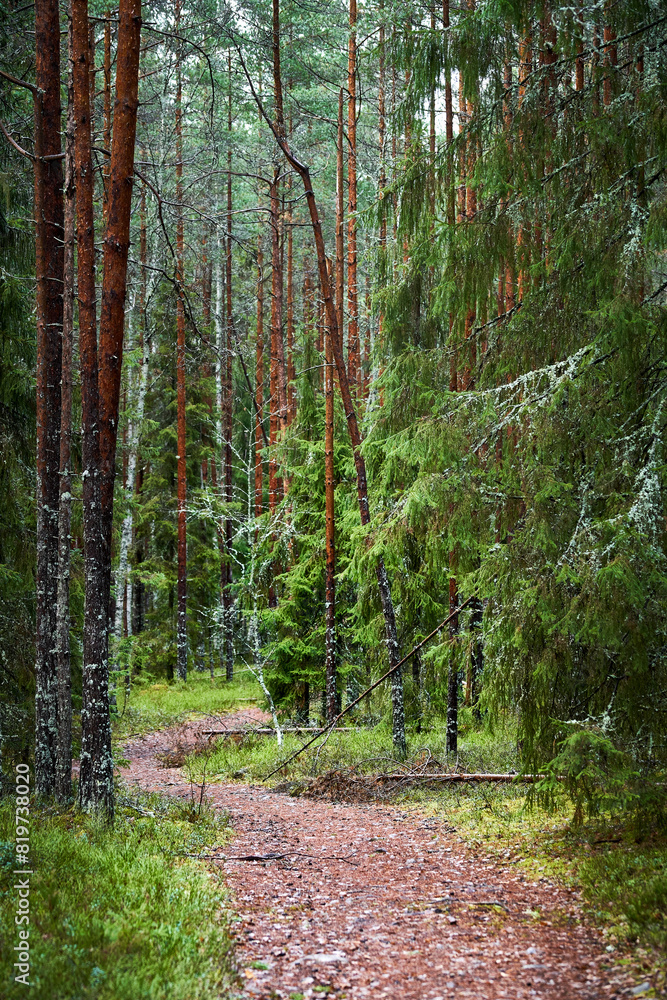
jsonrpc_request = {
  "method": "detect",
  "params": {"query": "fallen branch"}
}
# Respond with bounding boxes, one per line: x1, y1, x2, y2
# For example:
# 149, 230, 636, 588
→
371, 772, 546, 784
186, 850, 358, 866
202, 727, 360, 737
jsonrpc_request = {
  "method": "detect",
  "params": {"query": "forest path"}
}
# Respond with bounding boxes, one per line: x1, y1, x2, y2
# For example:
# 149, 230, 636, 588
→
119, 715, 648, 1000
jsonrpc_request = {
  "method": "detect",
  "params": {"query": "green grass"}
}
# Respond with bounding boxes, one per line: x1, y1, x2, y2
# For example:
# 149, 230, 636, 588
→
111, 669, 263, 741
186, 706, 521, 783
0, 790, 235, 1000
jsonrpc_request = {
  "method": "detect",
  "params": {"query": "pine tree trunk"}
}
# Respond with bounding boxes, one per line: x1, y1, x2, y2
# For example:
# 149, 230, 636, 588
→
347, 0, 358, 395
269, 169, 282, 526
336, 91, 345, 346
55, 21, 75, 804
517, 29, 532, 303
201, 218, 212, 484
325, 99, 346, 725
73, 0, 106, 815
324, 291, 336, 724
287, 174, 295, 426
103, 10, 111, 211
174, 0, 187, 681
224, 63, 234, 681
603, 2, 617, 109
79, 0, 141, 819
255, 229, 264, 518
34, 0, 64, 800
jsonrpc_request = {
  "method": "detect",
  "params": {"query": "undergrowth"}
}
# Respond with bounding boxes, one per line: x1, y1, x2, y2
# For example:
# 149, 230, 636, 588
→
186, 706, 520, 783
111, 669, 262, 741
0, 786, 235, 1000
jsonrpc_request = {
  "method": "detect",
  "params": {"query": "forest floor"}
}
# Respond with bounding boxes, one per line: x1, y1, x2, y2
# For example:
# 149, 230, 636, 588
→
118, 709, 664, 1000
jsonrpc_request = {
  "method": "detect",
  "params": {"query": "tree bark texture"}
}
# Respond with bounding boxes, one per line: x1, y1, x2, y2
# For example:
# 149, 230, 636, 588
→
287, 174, 295, 426
224, 65, 234, 681
336, 91, 345, 344
34, 0, 64, 799
324, 284, 336, 725
269, 167, 286, 520
347, 0, 359, 396
447, 568, 459, 755
55, 21, 75, 804
174, 1, 187, 681
73, 0, 105, 816
255, 229, 264, 519
78, 0, 141, 818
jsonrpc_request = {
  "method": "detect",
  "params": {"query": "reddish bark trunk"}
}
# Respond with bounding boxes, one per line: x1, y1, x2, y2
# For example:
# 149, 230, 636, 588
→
603, 14, 617, 108
255, 230, 264, 519
576, 6, 584, 93
287, 174, 296, 425
103, 11, 111, 211
79, 0, 142, 818
336, 90, 345, 347
347, 0, 359, 396
73, 0, 103, 815
324, 272, 336, 725
201, 219, 212, 483
269, 171, 280, 522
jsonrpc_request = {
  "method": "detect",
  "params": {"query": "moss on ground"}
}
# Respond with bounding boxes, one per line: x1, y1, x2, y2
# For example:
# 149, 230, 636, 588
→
0, 789, 235, 1000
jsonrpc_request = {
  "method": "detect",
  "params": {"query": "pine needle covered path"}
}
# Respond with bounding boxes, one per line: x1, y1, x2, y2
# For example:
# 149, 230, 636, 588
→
119, 717, 652, 1000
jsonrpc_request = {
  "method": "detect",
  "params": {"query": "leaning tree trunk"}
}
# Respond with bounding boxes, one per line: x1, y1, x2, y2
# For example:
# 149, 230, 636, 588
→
34, 0, 64, 799
79, 0, 142, 819
253, 0, 406, 757
55, 20, 75, 804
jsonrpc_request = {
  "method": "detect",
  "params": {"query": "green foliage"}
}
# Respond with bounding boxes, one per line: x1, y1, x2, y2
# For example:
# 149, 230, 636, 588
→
0, 794, 234, 1000
579, 846, 667, 952
536, 724, 666, 829
186, 706, 519, 784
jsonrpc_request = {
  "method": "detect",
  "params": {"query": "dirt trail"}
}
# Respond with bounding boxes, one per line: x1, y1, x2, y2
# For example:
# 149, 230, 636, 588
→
120, 715, 652, 1000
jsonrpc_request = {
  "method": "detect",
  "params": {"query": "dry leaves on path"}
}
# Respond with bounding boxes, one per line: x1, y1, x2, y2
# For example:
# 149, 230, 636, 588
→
119, 716, 659, 1000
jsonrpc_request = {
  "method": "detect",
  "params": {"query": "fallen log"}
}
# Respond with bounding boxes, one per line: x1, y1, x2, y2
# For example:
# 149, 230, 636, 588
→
201, 727, 359, 737
370, 772, 546, 783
